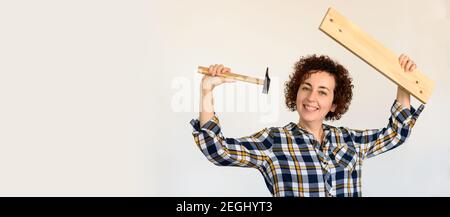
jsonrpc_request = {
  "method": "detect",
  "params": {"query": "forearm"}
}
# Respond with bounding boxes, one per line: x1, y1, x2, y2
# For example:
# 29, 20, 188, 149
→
199, 86, 215, 127
358, 98, 420, 159
396, 86, 411, 109
198, 64, 235, 126
192, 115, 272, 168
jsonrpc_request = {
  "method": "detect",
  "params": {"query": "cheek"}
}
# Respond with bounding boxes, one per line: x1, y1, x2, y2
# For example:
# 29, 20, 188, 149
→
320, 96, 334, 110
296, 91, 304, 103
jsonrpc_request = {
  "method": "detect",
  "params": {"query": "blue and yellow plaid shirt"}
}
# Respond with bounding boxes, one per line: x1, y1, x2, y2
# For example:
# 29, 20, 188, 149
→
190, 99, 425, 197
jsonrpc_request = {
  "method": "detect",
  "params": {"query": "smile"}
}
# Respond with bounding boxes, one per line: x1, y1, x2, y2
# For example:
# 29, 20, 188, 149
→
303, 104, 319, 111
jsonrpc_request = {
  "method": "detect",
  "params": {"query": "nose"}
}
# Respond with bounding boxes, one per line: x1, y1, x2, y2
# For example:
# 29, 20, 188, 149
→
306, 90, 318, 102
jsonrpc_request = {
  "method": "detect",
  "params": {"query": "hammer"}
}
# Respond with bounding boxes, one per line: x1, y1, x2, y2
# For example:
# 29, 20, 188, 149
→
197, 66, 271, 94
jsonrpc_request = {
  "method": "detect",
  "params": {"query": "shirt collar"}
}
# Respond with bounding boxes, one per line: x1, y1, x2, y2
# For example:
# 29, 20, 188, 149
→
284, 122, 333, 142
284, 122, 332, 132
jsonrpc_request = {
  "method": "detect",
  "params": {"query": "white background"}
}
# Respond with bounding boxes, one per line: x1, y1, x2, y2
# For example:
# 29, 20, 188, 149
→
0, 0, 449, 196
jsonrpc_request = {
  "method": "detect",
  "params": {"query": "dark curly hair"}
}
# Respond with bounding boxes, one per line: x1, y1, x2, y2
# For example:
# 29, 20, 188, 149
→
284, 54, 353, 121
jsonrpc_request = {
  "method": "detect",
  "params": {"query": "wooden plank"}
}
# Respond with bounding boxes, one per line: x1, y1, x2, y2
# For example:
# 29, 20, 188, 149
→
319, 7, 434, 104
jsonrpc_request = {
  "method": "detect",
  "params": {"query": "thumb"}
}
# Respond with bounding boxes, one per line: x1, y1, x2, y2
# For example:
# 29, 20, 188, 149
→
224, 77, 236, 83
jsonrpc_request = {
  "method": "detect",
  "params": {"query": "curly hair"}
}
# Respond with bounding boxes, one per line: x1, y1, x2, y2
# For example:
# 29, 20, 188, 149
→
284, 54, 354, 121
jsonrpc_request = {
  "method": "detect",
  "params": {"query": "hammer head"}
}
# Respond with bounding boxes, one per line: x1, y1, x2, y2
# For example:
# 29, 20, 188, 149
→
262, 67, 271, 94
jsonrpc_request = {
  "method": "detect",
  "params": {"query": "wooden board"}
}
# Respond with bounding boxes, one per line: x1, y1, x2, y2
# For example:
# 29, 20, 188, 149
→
319, 7, 434, 104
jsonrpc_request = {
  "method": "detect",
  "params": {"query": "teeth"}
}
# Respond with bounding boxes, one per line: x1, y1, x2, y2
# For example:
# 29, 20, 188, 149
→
304, 104, 318, 111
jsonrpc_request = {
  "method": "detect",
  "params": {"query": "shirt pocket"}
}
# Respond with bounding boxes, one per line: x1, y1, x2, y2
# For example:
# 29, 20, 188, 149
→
330, 144, 358, 172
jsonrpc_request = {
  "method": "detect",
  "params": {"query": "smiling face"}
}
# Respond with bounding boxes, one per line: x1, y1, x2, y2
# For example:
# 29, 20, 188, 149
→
296, 70, 337, 124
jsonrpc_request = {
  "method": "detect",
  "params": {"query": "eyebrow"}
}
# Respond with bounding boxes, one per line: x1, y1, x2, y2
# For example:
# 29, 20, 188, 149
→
302, 82, 331, 92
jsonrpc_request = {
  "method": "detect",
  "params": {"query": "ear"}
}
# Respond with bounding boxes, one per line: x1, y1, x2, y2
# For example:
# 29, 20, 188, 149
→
331, 104, 337, 112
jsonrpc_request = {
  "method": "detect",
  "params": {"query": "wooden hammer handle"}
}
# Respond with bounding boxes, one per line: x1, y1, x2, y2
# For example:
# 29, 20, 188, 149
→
197, 66, 264, 85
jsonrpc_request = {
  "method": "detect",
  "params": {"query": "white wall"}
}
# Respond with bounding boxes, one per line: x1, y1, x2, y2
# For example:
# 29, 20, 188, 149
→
0, 0, 448, 196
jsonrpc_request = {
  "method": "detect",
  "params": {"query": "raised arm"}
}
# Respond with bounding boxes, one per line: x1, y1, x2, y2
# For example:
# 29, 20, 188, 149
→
347, 54, 425, 159
191, 64, 273, 169
199, 64, 235, 126
346, 100, 424, 159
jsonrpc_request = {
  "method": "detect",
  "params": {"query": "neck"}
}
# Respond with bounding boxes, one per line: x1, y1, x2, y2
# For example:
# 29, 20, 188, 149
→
298, 120, 324, 140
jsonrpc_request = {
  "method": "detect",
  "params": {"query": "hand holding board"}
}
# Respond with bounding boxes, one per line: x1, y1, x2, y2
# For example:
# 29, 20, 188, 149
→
319, 7, 434, 104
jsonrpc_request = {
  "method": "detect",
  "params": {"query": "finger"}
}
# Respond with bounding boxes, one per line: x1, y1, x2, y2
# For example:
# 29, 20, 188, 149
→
405, 60, 413, 72
399, 54, 405, 64
212, 64, 220, 76
399, 54, 405, 63
402, 60, 409, 71
399, 54, 408, 69
402, 57, 410, 71
219, 66, 230, 76
209, 65, 214, 76
223, 67, 230, 74
217, 64, 224, 76
216, 64, 223, 76
209, 64, 215, 76
408, 62, 417, 72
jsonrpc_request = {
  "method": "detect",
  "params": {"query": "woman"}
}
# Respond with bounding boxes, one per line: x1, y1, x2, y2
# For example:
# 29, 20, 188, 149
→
190, 54, 425, 197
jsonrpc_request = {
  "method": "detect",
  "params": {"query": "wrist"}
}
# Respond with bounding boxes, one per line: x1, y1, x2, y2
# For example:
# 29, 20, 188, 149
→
397, 86, 410, 97
396, 86, 411, 108
200, 81, 214, 92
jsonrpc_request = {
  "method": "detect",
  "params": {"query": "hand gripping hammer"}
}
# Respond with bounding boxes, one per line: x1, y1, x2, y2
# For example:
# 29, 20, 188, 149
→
197, 66, 271, 94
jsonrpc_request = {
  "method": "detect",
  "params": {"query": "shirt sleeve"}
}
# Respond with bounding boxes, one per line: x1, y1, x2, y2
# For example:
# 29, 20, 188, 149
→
346, 99, 425, 160
190, 114, 273, 169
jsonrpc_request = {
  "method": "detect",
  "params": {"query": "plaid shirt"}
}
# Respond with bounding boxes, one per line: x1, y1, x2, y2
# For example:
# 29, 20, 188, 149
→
190, 99, 425, 197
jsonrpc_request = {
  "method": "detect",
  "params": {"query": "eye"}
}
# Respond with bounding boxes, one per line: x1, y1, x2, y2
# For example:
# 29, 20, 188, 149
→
301, 87, 310, 91
319, 91, 327, 96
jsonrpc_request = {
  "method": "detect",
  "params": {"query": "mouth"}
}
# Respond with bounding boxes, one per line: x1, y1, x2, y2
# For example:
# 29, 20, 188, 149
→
303, 104, 319, 112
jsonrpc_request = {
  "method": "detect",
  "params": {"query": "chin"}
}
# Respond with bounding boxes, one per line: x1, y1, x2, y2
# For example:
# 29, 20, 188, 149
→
298, 110, 326, 122
301, 117, 319, 123
299, 114, 320, 122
